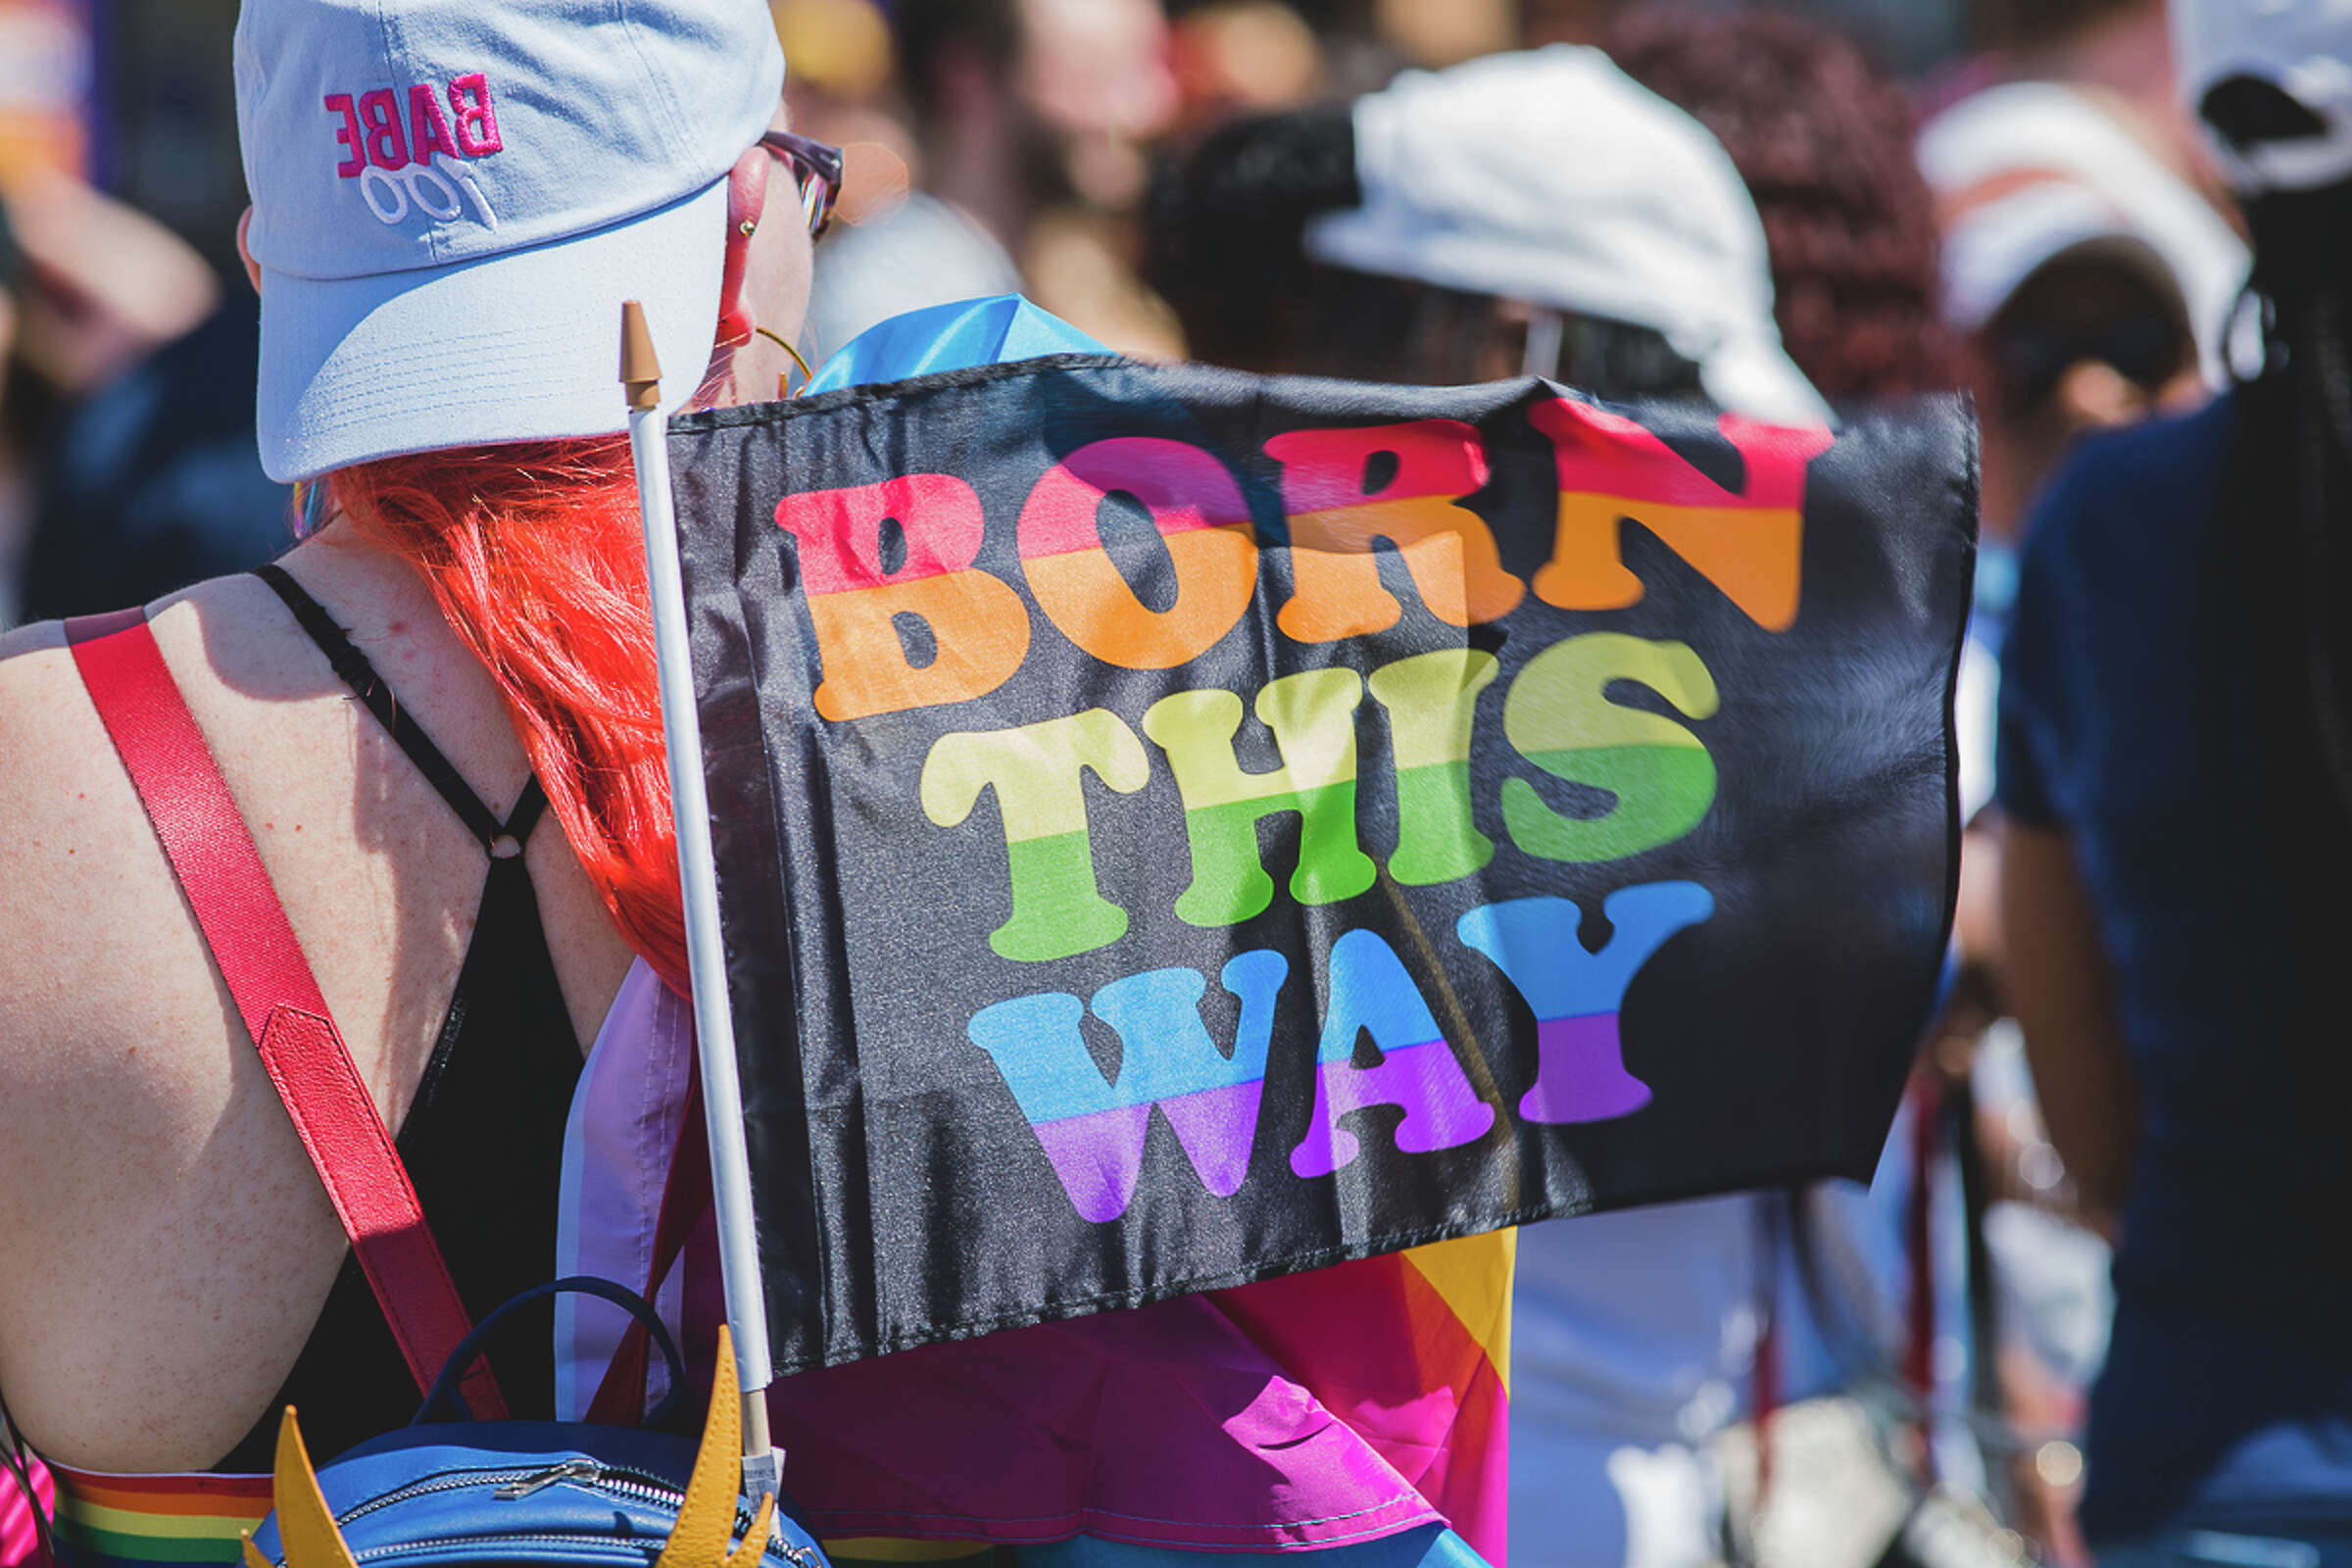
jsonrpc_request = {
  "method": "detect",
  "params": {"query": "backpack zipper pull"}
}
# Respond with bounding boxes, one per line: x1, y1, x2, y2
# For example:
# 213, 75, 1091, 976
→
496, 1459, 602, 1499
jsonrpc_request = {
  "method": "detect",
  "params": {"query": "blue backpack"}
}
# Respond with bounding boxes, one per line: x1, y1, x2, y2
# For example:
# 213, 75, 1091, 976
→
240, 1279, 827, 1568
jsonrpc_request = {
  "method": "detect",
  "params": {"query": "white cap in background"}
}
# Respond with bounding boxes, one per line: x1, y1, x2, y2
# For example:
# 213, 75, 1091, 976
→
1304, 45, 1830, 426
234, 0, 786, 483
2175, 0, 2352, 195
1917, 82, 2249, 384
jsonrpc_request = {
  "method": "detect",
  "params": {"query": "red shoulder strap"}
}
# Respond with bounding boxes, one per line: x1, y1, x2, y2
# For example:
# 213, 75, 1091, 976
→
65, 608, 509, 1422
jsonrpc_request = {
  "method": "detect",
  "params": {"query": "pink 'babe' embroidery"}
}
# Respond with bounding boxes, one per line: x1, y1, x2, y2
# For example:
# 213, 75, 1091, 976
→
324, 74, 501, 177
322, 73, 503, 229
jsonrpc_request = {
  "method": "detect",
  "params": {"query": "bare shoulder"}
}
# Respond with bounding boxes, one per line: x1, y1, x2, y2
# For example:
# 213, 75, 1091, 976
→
0, 572, 318, 1112
0, 612, 156, 1044
0, 583, 260, 1183
0, 578, 272, 1014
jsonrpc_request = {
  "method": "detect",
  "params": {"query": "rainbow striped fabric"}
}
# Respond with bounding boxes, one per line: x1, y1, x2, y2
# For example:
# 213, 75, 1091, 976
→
1212, 1231, 1516, 1558
48, 1465, 271, 1568
39, 1227, 1512, 1568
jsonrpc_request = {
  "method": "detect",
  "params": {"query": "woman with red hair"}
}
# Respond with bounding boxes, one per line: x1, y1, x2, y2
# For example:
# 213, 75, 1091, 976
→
0, 0, 813, 1488
0, 5, 1501, 1567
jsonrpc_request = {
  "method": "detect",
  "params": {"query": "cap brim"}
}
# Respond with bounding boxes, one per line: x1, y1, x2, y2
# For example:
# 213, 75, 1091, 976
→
256, 177, 728, 484
1937, 179, 2188, 337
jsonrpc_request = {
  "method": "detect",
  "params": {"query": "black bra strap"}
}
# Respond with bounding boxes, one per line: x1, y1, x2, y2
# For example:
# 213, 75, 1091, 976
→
498, 777, 549, 855
256, 564, 545, 852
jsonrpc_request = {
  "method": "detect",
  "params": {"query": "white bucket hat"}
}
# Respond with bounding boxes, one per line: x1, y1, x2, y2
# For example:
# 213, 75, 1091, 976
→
1303, 45, 1830, 426
2175, 0, 2352, 195
234, 0, 785, 483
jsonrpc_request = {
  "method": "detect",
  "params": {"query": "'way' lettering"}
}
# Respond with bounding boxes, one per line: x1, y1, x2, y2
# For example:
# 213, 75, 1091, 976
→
966, 952, 1288, 1222
966, 884, 1703, 1220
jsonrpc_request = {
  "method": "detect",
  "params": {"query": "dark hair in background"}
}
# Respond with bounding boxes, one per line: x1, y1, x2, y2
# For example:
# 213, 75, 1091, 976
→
2212, 82, 2352, 816
1606, 6, 1957, 399
2202, 75, 2352, 1113
890, 0, 1020, 123
1973, 0, 2152, 56
1144, 103, 1705, 393
1144, 102, 1357, 372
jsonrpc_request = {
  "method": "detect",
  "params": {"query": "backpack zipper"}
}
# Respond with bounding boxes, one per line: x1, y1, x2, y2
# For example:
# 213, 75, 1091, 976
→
281, 1463, 814, 1568
331, 1465, 564, 1526
496, 1460, 604, 1499
488, 1464, 685, 1511
326, 1462, 676, 1527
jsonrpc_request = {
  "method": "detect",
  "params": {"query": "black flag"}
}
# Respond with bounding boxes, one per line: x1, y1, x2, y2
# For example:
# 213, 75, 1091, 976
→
666, 357, 1976, 1374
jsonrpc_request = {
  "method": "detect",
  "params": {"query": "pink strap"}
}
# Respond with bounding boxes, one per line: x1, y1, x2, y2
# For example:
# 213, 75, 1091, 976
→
0, 1448, 52, 1568
66, 608, 508, 1421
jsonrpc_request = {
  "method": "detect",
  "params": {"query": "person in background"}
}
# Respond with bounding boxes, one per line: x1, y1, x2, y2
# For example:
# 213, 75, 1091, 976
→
1150, 47, 1844, 1568
1148, 46, 1824, 418
1606, 5, 1956, 404
1921, 0, 2242, 822
1918, 76, 2240, 579
807, 0, 1182, 359
1997, 0, 2352, 1559
766, 0, 925, 366
1950, 0, 2223, 209
1605, 16, 2055, 1555
0, 169, 219, 407
1921, 0, 2245, 638
1914, 74, 2246, 1561
1166, 1, 1326, 141
13, 289, 288, 622
1608, 15, 2070, 1560
788, 0, 1019, 362
0, 167, 282, 625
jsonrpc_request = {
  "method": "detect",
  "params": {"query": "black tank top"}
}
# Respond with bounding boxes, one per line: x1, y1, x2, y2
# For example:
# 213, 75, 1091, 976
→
215, 565, 585, 1472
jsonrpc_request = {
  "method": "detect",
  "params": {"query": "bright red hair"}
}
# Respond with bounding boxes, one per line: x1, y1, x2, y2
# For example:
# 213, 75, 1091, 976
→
329, 441, 690, 995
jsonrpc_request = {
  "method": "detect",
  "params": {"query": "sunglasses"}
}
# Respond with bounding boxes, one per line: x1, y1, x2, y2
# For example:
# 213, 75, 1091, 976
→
760, 130, 843, 240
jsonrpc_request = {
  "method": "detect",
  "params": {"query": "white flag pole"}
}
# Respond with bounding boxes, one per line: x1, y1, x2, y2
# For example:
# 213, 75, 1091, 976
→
619, 303, 778, 1476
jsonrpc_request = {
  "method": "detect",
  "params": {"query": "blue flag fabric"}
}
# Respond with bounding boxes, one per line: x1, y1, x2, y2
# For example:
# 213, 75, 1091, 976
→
804, 294, 1107, 395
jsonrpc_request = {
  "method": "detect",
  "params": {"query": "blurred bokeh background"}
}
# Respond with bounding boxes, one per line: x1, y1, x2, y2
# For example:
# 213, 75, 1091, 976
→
0, 0, 2227, 625
0, 4, 2258, 1565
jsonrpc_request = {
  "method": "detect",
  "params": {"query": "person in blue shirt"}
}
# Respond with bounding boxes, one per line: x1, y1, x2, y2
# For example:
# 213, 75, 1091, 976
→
1997, 3, 2352, 1560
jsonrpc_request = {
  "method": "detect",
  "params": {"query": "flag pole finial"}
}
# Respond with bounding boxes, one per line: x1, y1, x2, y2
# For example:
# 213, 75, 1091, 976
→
620, 301, 662, 411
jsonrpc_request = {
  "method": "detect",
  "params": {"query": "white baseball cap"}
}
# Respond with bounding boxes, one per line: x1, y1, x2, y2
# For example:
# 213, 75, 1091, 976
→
1303, 45, 1829, 426
2175, 0, 2352, 195
1916, 82, 2249, 381
234, 0, 785, 483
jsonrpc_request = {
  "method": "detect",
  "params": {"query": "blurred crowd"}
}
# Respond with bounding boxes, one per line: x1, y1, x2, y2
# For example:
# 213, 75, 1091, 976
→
0, 0, 2331, 1566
